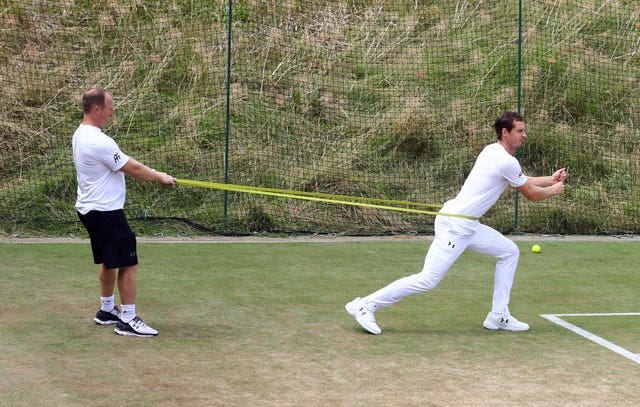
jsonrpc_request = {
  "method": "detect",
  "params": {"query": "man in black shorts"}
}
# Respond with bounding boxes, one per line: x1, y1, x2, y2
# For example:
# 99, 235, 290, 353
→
73, 88, 176, 337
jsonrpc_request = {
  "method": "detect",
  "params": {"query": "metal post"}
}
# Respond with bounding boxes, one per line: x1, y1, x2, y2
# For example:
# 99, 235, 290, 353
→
223, 0, 233, 229
514, 0, 523, 232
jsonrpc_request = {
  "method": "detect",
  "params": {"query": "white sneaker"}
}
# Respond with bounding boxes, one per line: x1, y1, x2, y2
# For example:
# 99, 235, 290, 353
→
114, 316, 158, 337
345, 297, 381, 335
483, 311, 530, 332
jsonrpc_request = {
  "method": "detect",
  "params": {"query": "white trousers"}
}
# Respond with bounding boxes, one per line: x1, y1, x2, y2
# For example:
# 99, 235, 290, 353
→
364, 216, 520, 314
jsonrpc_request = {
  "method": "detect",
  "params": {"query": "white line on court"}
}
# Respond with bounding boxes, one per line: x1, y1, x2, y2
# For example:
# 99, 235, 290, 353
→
540, 313, 640, 365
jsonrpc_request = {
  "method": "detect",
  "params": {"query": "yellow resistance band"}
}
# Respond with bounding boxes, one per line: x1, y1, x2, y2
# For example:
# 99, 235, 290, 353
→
176, 179, 478, 221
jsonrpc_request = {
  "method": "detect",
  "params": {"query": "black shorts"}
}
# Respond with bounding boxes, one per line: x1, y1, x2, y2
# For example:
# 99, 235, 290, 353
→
77, 209, 138, 269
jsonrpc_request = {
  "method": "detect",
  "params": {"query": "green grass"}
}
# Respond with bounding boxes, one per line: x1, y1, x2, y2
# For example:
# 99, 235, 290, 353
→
1, 239, 639, 406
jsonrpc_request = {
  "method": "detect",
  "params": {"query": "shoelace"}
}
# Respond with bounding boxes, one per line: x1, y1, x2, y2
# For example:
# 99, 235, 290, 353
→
131, 317, 149, 330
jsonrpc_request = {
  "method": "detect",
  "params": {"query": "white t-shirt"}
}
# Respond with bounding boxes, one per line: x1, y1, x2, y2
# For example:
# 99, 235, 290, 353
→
73, 124, 130, 214
440, 143, 527, 220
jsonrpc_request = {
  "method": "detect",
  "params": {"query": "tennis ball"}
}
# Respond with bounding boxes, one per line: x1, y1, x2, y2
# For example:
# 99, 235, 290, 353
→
531, 244, 541, 253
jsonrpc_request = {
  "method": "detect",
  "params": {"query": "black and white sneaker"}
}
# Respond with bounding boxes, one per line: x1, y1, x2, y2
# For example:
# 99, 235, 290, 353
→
114, 316, 158, 337
94, 306, 121, 325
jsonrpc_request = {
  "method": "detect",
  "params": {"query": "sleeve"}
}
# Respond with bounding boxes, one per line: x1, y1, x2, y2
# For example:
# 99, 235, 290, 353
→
95, 136, 129, 172
501, 156, 527, 188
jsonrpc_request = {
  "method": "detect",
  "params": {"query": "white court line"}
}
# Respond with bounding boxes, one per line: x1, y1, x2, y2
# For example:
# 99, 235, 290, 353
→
540, 313, 640, 365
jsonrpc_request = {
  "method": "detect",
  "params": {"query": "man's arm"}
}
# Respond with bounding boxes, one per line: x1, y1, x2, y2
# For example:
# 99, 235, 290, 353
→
516, 168, 566, 201
526, 168, 567, 188
119, 158, 176, 186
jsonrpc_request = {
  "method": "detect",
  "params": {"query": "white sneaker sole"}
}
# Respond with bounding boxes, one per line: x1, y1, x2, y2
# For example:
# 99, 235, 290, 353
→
483, 319, 529, 332
114, 327, 158, 337
94, 318, 119, 325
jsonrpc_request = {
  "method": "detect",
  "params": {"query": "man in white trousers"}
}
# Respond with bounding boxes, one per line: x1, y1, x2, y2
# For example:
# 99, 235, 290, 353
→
346, 111, 567, 335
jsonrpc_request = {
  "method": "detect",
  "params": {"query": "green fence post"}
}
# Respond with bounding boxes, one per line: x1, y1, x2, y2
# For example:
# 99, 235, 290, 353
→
514, 0, 523, 233
223, 0, 233, 230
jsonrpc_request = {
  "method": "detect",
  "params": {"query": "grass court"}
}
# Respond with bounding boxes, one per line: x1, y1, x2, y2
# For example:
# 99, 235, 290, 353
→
1, 238, 639, 406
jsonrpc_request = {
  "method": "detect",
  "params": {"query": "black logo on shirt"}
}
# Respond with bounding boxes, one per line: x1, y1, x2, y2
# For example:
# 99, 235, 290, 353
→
114, 153, 121, 163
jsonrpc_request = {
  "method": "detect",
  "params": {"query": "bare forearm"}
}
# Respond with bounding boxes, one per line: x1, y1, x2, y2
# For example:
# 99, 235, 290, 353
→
120, 158, 156, 181
527, 175, 555, 187
524, 167, 567, 191
120, 158, 176, 186
517, 169, 566, 201
520, 182, 564, 201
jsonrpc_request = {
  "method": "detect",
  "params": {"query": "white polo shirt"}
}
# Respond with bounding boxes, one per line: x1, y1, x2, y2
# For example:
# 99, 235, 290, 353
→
440, 143, 527, 220
72, 124, 129, 214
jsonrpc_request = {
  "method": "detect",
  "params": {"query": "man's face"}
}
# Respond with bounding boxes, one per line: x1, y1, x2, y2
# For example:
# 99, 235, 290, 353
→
95, 93, 115, 128
501, 120, 526, 154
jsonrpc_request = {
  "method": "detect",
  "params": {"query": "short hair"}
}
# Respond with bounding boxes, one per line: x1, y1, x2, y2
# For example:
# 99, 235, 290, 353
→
493, 111, 524, 140
82, 88, 110, 114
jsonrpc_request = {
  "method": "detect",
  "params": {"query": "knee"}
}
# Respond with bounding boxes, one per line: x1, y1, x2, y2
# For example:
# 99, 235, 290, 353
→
503, 241, 520, 261
415, 270, 442, 291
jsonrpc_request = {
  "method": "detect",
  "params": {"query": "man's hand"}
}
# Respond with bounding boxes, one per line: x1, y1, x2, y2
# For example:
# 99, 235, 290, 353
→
552, 168, 567, 183
156, 171, 176, 187
550, 180, 565, 196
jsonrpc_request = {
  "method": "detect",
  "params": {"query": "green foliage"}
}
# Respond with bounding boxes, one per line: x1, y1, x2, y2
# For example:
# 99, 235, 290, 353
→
521, 131, 612, 180
0, 1, 639, 236
241, 205, 275, 232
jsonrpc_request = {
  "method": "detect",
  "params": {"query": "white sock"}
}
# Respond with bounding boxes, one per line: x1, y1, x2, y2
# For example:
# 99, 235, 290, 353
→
120, 304, 136, 323
101, 295, 115, 312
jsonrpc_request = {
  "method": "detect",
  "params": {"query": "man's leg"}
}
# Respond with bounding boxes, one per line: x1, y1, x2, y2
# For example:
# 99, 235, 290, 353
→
99, 264, 117, 297
117, 265, 137, 306
466, 224, 520, 314
467, 225, 528, 331
365, 230, 469, 309
117, 264, 138, 324
94, 264, 121, 325
114, 265, 158, 337
346, 217, 471, 334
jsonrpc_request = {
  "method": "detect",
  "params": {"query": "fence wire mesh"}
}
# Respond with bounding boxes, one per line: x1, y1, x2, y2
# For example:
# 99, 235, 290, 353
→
1, 1, 638, 236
